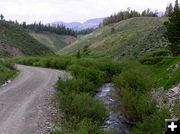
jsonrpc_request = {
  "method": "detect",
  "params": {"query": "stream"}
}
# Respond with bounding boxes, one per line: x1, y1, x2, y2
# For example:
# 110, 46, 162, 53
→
96, 83, 131, 134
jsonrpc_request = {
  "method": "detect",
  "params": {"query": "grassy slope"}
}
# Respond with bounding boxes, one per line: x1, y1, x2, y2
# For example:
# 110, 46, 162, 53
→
152, 56, 180, 89
30, 32, 76, 52
0, 21, 52, 56
59, 17, 169, 59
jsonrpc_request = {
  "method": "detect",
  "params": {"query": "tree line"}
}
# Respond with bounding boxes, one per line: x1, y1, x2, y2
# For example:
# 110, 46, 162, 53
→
24, 23, 95, 36
0, 15, 77, 37
21, 22, 77, 37
103, 8, 158, 25
77, 28, 95, 35
0, 15, 93, 37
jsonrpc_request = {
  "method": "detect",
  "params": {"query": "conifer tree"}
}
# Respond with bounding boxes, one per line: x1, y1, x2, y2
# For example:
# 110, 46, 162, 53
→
164, 0, 180, 55
165, 3, 173, 17
0, 14, 4, 20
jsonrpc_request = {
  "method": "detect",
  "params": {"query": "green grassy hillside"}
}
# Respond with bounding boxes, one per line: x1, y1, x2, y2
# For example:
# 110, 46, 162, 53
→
30, 32, 76, 52
59, 17, 169, 59
0, 21, 52, 56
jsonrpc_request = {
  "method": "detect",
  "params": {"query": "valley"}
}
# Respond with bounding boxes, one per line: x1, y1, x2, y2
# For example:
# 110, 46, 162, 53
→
29, 32, 76, 52
0, 0, 180, 134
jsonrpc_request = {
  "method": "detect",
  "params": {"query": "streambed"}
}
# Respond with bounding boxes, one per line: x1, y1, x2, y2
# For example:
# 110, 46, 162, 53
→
96, 83, 131, 134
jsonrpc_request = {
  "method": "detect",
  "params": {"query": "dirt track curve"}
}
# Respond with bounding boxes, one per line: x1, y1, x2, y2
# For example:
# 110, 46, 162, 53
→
0, 65, 68, 134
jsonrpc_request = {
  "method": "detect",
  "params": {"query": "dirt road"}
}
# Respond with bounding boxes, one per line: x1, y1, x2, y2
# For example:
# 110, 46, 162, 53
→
0, 65, 68, 134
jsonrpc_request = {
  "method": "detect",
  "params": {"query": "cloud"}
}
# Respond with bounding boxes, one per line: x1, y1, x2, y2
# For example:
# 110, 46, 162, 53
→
0, 0, 175, 24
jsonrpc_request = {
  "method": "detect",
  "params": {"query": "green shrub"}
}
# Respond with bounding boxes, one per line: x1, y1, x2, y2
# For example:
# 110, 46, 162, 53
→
15, 57, 40, 65
98, 61, 122, 82
138, 50, 171, 65
51, 57, 72, 69
76, 58, 100, 68
56, 78, 96, 96
132, 108, 170, 134
146, 50, 171, 57
68, 65, 105, 87
113, 64, 156, 122
37, 58, 52, 67
139, 56, 165, 65
113, 66, 154, 93
52, 118, 112, 134
0, 59, 16, 84
120, 89, 156, 122
0, 59, 15, 70
56, 92, 107, 124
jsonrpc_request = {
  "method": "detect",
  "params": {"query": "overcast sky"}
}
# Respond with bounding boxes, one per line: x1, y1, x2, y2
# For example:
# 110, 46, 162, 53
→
0, 0, 175, 24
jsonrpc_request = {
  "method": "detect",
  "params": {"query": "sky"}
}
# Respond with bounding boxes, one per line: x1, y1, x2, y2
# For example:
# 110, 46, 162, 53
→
0, 0, 175, 24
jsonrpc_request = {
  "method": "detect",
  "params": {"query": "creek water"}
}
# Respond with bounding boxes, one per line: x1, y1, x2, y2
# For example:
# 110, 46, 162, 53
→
96, 83, 131, 134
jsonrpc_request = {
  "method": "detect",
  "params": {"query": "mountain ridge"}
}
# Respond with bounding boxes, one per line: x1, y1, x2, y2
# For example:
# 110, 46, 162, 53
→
50, 17, 105, 31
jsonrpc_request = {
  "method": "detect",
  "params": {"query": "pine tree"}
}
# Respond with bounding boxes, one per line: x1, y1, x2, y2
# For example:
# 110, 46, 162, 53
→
22, 22, 26, 28
165, 3, 173, 16
142, 10, 147, 16
164, 0, 180, 55
0, 14, 4, 20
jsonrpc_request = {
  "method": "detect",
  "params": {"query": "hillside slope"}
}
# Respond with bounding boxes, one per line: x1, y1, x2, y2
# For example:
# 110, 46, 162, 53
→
30, 32, 76, 52
59, 17, 169, 59
0, 21, 52, 56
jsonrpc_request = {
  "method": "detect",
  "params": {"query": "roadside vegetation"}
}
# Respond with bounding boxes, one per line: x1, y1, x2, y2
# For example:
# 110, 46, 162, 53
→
14, 56, 123, 133
0, 59, 16, 85
14, 53, 179, 133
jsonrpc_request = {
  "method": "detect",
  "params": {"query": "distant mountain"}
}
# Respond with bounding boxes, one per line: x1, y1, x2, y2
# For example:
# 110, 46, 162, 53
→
50, 18, 105, 31
157, 11, 164, 17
